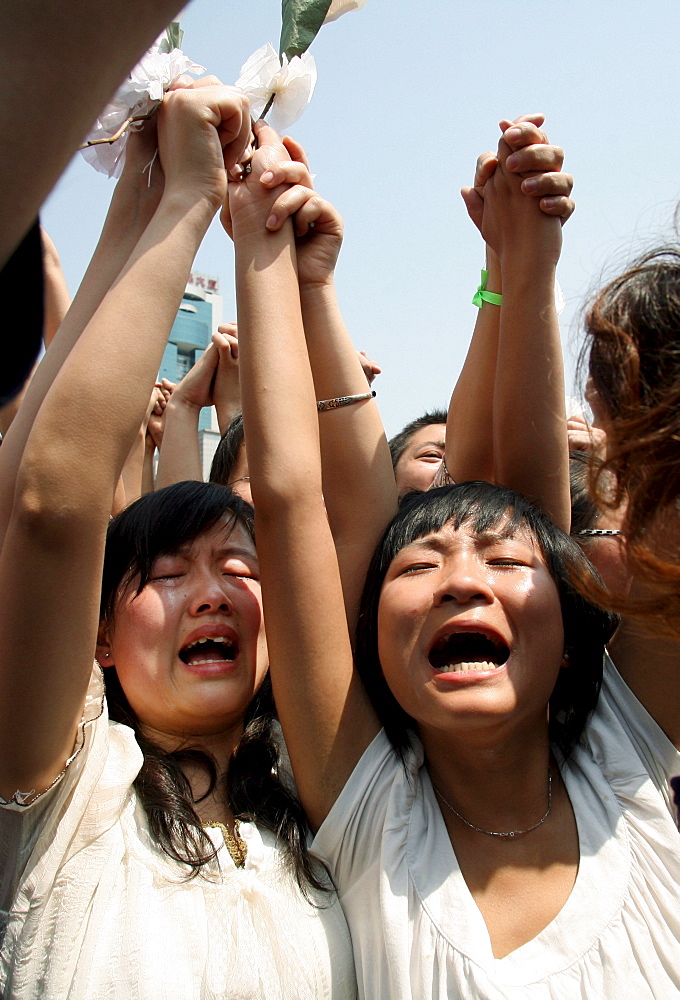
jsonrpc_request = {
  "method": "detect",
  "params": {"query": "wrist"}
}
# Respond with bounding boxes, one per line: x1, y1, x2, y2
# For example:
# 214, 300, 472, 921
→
166, 394, 203, 420
300, 276, 336, 306
162, 186, 221, 226
501, 257, 557, 288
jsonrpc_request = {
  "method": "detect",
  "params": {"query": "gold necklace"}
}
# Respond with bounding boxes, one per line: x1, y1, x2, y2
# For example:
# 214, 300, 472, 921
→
204, 820, 248, 868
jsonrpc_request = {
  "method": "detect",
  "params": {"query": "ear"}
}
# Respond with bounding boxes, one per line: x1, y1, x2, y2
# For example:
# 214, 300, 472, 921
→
96, 620, 115, 669
560, 648, 571, 670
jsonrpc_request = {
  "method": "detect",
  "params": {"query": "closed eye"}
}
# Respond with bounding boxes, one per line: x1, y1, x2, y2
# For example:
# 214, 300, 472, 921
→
223, 561, 260, 581
399, 562, 437, 575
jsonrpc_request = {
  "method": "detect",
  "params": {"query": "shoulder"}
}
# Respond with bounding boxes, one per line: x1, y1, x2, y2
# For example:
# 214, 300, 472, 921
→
312, 729, 425, 878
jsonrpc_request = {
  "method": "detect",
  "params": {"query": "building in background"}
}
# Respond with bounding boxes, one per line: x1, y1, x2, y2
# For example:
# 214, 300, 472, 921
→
159, 270, 223, 478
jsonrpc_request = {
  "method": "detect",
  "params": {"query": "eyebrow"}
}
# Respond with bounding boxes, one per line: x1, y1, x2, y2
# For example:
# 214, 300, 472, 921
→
166, 544, 257, 561
414, 440, 445, 451
407, 529, 526, 552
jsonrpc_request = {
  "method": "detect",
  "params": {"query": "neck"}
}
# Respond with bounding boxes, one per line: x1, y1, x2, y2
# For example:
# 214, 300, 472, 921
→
421, 718, 553, 833
139, 722, 245, 824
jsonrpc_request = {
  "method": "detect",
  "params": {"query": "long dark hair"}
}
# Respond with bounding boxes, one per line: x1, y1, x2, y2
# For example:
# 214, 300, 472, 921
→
354, 482, 618, 760
583, 246, 680, 632
101, 481, 326, 893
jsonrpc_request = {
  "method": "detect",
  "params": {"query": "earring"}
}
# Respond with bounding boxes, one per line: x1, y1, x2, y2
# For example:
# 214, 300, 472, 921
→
95, 651, 110, 670
562, 649, 571, 663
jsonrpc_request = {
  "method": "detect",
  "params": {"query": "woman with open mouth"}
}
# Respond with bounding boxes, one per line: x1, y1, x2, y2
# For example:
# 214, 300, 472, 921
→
233, 117, 680, 998
0, 82, 355, 999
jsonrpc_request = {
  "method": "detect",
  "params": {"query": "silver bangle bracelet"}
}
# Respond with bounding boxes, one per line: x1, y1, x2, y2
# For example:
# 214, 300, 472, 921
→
573, 528, 623, 537
317, 390, 376, 412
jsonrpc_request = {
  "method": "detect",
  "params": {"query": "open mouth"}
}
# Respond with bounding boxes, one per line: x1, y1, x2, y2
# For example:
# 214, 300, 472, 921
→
179, 636, 238, 666
428, 631, 509, 674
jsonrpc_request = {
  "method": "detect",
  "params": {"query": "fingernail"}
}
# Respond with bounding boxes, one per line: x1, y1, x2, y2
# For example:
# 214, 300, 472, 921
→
506, 154, 518, 170
522, 177, 538, 192
260, 171, 274, 185
266, 213, 277, 229
505, 127, 522, 142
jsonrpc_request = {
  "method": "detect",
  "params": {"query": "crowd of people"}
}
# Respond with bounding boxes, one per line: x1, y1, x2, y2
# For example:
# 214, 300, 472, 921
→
0, 26, 679, 1000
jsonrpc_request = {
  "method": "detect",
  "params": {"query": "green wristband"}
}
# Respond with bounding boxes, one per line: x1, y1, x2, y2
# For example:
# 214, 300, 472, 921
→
472, 269, 502, 308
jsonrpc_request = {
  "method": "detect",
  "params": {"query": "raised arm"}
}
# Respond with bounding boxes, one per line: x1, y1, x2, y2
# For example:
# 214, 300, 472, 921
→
446, 117, 574, 529
230, 123, 380, 830
0, 84, 249, 801
0, 0, 185, 268
256, 138, 397, 632
0, 108, 170, 549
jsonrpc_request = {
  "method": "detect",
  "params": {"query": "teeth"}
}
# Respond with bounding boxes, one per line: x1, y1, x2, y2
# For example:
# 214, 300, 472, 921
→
187, 636, 229, 650
434, 660, 500, 673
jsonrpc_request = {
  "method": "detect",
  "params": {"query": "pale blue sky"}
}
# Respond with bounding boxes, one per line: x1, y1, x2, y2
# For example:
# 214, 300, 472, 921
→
43, 0, 680, 435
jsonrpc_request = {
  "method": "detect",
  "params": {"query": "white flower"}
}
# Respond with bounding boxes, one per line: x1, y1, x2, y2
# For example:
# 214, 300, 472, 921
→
235, 43, 317, 132
323, 0, 370, 23
81, 38, 205, 178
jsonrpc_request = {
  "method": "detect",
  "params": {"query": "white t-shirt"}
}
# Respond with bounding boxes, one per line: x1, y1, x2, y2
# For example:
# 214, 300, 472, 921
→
0, 664, 356, 1000
312, 656, 680, 999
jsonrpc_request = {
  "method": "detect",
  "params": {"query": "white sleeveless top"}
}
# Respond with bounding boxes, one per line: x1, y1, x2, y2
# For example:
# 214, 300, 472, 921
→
312, 656, 680, 999
0, 664, 356, 1000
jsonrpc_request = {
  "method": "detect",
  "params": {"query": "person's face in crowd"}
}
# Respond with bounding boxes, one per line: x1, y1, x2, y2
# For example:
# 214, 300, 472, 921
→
376, 517, 565, 742
99, 518, 267, 743
394, 423, 446, 495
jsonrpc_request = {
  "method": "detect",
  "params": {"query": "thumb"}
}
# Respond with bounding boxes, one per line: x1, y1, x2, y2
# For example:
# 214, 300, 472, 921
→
253, 119, 283, 148
461, 186, 484, 220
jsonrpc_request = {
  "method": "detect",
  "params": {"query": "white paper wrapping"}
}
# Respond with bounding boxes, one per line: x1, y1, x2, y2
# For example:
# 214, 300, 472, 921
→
81, 41, 205, 178
236, 43, 317, 133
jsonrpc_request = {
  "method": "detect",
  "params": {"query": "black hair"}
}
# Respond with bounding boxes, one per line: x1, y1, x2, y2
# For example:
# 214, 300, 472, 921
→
569, 450, 600, 533
209, 412, 245, 486
101, 480, 327, 894
354, 482, 618, 760
388, 409, 447, 469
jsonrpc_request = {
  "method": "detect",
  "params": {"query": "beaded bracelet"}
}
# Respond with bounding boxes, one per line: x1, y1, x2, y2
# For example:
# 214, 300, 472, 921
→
317, 390, 376, 412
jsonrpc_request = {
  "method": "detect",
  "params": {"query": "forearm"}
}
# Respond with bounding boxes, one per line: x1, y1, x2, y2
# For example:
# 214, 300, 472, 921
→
15, 192, 215, 529
446, 249, 501, 483
120, 428, 148, 507
301, 280, 397, 627
141, 442, 156, 496
234, 199, 376, 828
155, 398, 204, 488
41, 231, 71, 346
236, 224, 321, 509
493, 258, 570, 529
0, 168, 166, 545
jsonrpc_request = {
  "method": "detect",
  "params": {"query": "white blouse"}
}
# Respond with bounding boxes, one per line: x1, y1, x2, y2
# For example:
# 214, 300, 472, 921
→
312, 656, 680, 999
0, 665, 356, 1000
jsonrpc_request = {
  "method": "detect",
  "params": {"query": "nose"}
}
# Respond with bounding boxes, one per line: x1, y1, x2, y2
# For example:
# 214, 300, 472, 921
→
434, 557, 494, 607
188, 570, 233, 616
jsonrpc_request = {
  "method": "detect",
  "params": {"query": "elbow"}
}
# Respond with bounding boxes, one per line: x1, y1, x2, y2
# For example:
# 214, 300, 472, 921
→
12, 463, 105, 547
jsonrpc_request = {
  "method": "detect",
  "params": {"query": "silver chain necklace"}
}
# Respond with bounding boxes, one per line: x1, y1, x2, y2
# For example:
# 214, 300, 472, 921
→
432, 768, 553, 839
